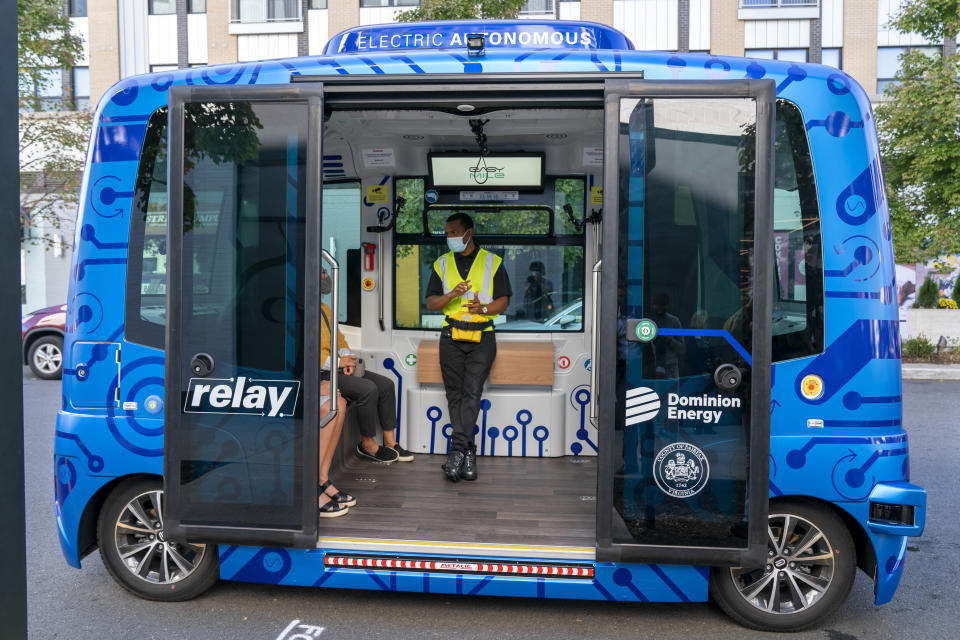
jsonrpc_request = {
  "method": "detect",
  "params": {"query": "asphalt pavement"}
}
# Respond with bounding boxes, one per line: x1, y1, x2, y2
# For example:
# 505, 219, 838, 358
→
22, 367, 958, 640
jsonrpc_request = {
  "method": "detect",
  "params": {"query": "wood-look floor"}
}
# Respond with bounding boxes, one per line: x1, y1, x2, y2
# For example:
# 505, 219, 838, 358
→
320, 453, 597, 548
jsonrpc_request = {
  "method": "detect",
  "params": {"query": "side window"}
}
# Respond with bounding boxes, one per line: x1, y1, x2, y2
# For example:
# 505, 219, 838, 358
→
125, 107, 168, 349
771, 100, 824, 362
321, 180, 362, 325
394, 177, 586, 332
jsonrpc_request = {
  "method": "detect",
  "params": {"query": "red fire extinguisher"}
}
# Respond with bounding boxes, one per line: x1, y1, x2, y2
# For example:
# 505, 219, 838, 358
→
362, 242, 376, 271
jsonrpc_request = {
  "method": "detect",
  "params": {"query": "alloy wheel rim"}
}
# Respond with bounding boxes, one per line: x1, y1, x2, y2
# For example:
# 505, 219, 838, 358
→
34, 343, 62, 373
729, 513, 835, 615
113, 490, 206, 584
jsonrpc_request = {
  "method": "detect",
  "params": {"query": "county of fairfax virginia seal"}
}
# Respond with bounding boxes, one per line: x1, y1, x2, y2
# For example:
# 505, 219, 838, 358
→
653, 442, 710, 498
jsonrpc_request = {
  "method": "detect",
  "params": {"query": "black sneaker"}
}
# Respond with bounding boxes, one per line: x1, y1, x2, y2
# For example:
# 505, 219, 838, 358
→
355, 443, 399, 463
390, 444, 415, 462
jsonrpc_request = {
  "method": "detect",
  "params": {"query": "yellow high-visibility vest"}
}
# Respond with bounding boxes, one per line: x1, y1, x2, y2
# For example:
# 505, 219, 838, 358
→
433, 248, 502, 331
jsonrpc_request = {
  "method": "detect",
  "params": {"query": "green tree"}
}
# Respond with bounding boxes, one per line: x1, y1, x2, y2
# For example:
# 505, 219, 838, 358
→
19, 0, 91, 250
397, 0, 528, 22
875, 1, 960, 263
916, 276, 940, 308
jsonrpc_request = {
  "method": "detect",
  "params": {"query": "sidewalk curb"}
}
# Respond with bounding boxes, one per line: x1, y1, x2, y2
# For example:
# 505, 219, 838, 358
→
902, 364, 960, 381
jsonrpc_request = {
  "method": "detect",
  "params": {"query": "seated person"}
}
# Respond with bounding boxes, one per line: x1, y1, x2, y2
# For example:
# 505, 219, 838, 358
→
321, 267, 413, 463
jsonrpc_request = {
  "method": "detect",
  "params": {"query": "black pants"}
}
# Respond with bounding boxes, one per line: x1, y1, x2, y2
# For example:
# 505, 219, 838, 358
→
334, 370, 398, 439
439, 329, 497, 452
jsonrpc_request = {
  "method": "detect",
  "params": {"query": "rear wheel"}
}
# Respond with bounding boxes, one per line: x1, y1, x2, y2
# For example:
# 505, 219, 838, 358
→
97, 478, 219, 601
709, 501, 856, 632
28, 335, 63, 379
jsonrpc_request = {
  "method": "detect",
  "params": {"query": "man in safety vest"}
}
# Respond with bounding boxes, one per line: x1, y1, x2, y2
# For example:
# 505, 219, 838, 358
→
425, 212, 512, 482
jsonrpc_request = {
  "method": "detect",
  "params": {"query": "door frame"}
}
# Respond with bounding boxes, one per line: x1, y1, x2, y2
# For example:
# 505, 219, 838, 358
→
163, 84, 325, 548
596, 79, 776, 567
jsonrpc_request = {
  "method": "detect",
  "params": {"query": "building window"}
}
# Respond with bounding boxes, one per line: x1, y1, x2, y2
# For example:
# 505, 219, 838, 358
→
821, 48, 841, 69
740, 1, 818, 6
72, 67, 90, 110
232, 0, 304, 22
521, 0, 556, 15
189, 0, 207, 13
151, 64, 179, 73
69, 0, 87, 17
149, 0, 176, 15
745, 48, 808, 62
308, 0, 327, 8
358, 0, 421, 7
877, 46, 941, 93
32, 68, 63, 111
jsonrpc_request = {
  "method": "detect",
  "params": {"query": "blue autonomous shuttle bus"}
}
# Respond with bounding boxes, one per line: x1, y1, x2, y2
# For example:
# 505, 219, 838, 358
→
55, 19, 926, 631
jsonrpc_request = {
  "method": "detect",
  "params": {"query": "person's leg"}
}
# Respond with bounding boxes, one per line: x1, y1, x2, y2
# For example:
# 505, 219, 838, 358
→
317, 386, 349, 515
336, 374, 381, 456
438, 333, 468, 452
318, 393, 347, 488
455, 333, 497, 450
361, 370, 398, 446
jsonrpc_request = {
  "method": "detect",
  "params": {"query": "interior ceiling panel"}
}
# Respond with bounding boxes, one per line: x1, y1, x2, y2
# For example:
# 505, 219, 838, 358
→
323, 108, 604, 178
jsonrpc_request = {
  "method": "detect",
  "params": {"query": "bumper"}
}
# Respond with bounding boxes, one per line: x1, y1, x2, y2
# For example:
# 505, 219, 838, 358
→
867, 481, 926, 605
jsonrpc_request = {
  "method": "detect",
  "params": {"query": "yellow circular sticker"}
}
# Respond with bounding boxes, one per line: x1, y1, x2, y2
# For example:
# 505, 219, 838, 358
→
800, 374, 824, 400
361, 277, 376, 291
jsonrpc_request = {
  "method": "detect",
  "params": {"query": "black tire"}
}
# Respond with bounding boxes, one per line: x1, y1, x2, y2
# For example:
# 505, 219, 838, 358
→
709, 500, 856, 632
27, 335, 63, 380
97, 478, 219, 601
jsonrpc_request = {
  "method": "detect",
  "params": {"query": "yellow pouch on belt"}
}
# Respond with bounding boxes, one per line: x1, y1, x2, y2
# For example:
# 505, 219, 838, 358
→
447, 311, 487, 343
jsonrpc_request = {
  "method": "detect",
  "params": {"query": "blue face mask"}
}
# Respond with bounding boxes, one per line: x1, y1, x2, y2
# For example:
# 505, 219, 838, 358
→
447, 233, 469, 253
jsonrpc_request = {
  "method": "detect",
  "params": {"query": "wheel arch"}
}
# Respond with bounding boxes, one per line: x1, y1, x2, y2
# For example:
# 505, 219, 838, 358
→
77, 473, 162, 562
771, 494, 876, 580
23, 328, 64, 364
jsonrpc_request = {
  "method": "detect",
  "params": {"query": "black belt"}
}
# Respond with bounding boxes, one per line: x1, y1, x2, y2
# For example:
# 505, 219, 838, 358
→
444, 316, 494, 331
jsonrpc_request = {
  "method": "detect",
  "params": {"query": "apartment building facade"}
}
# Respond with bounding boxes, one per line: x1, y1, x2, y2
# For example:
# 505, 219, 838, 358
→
61, 0, 956, 109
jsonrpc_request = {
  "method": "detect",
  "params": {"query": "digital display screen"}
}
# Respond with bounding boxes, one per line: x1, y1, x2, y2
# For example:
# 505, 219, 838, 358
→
429, 153, 544, 190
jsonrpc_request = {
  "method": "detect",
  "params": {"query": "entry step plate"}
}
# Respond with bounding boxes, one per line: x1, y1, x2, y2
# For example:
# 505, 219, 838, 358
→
325, 554, 594, 578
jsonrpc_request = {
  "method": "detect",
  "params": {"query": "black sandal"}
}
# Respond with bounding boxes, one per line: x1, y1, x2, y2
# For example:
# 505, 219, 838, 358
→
318, 493, 349, 518
320, 480, 356, 507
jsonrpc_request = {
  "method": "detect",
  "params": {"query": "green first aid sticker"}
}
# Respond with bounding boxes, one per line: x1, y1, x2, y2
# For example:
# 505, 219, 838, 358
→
635, 319, 657, 342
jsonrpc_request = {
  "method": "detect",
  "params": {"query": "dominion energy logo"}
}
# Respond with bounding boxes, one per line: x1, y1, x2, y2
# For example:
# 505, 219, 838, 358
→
653, 442, 710, 498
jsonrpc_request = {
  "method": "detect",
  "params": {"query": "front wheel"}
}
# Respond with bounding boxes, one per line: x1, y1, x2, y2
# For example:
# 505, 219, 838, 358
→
709, 500, 856, 632
97, 478, 219, 601
28, 335, 63, 379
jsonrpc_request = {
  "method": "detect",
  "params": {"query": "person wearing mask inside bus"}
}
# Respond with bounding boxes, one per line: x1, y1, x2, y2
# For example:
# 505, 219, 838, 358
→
425, 212, 512, 482
320, 268, 414, 465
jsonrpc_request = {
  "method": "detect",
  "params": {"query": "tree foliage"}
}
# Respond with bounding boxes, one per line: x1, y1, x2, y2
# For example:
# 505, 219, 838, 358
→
19, 0, 91, 250
889, 0, 960, 43
915, 276, 940, 308
875, 1, 960, 263
397, 0, 528, 22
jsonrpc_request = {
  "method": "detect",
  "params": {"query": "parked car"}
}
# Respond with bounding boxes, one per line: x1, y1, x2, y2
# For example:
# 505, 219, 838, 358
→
22, 303, 66, 379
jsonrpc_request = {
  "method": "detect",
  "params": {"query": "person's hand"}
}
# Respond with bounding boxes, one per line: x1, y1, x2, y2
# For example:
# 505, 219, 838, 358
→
339, 355, 357, 375
464, 300, 484, 314
452, 280, 472, 297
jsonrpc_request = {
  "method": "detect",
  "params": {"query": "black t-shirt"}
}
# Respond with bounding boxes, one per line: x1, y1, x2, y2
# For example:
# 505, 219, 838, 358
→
425, 247, 512, 301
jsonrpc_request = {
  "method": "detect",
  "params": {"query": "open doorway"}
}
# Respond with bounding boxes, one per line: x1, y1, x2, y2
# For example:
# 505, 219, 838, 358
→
315, 103, 604, 554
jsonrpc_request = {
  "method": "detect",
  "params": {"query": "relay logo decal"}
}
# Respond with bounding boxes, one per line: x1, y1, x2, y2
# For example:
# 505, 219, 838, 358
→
184, 377, 300, 417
